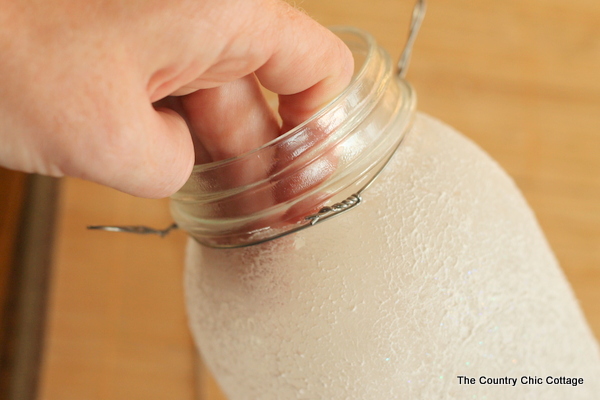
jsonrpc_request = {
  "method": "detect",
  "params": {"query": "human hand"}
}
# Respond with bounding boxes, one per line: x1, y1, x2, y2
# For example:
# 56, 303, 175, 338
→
0, 0, 353, 197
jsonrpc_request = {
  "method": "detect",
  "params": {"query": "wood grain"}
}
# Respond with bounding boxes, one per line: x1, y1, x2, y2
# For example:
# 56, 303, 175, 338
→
38, 1, 600, 399
38, 180, 197, 400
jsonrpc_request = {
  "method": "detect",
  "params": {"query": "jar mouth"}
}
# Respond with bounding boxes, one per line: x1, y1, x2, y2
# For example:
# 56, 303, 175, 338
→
171, 26, 416, 248
187, 26, 378, 173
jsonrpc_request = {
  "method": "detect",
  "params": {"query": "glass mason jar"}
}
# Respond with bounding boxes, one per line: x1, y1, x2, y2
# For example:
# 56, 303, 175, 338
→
172, 28, 600, 399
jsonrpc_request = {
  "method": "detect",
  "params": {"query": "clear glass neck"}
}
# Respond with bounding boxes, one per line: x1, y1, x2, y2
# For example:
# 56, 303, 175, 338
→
170, 27, 417, 248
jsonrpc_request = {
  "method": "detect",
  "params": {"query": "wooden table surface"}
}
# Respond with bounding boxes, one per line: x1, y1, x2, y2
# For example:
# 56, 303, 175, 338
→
38, 1, 600, 399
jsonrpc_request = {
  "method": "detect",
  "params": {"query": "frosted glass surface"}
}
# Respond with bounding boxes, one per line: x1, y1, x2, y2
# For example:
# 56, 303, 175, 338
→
185, 113, 600, 399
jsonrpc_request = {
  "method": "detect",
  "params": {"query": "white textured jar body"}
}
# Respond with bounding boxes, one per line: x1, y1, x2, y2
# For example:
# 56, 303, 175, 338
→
185, 113, 600, 399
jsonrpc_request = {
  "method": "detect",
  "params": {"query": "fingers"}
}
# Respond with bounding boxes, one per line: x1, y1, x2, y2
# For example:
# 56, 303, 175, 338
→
145, 2, 353, 200
172, 0, 354, 133
179, 74, 280, 164
255, 1, 354, 131
177, 74, 280, 218
68, 0, 353, 201
135, 1, 353, 199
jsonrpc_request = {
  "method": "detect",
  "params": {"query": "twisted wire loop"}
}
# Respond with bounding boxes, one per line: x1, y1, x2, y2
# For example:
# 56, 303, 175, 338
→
87, 223, 178, 238
305, 194, 362, 226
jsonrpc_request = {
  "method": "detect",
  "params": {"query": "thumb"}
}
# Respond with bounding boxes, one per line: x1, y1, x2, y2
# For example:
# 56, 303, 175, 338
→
63, 102, 195, 199
138, 107, 196, 198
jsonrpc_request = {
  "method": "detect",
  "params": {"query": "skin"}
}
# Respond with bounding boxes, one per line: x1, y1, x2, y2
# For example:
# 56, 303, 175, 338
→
0, 0, 353, 198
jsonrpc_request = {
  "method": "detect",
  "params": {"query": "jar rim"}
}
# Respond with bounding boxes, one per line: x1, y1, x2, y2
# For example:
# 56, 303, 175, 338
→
171, 25, 417, 248
188, 26, 379, 173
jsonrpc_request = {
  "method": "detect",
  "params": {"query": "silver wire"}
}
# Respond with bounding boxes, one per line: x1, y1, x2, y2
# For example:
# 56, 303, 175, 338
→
397, 0, 427, 79
87, 223, 178, 238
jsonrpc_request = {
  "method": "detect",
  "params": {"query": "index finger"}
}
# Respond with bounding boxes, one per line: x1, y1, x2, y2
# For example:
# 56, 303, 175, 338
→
254, 2, 354, 132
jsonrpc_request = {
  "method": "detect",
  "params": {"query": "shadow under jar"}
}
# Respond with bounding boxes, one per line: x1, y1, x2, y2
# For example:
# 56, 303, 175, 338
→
172, 27, 600, 399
